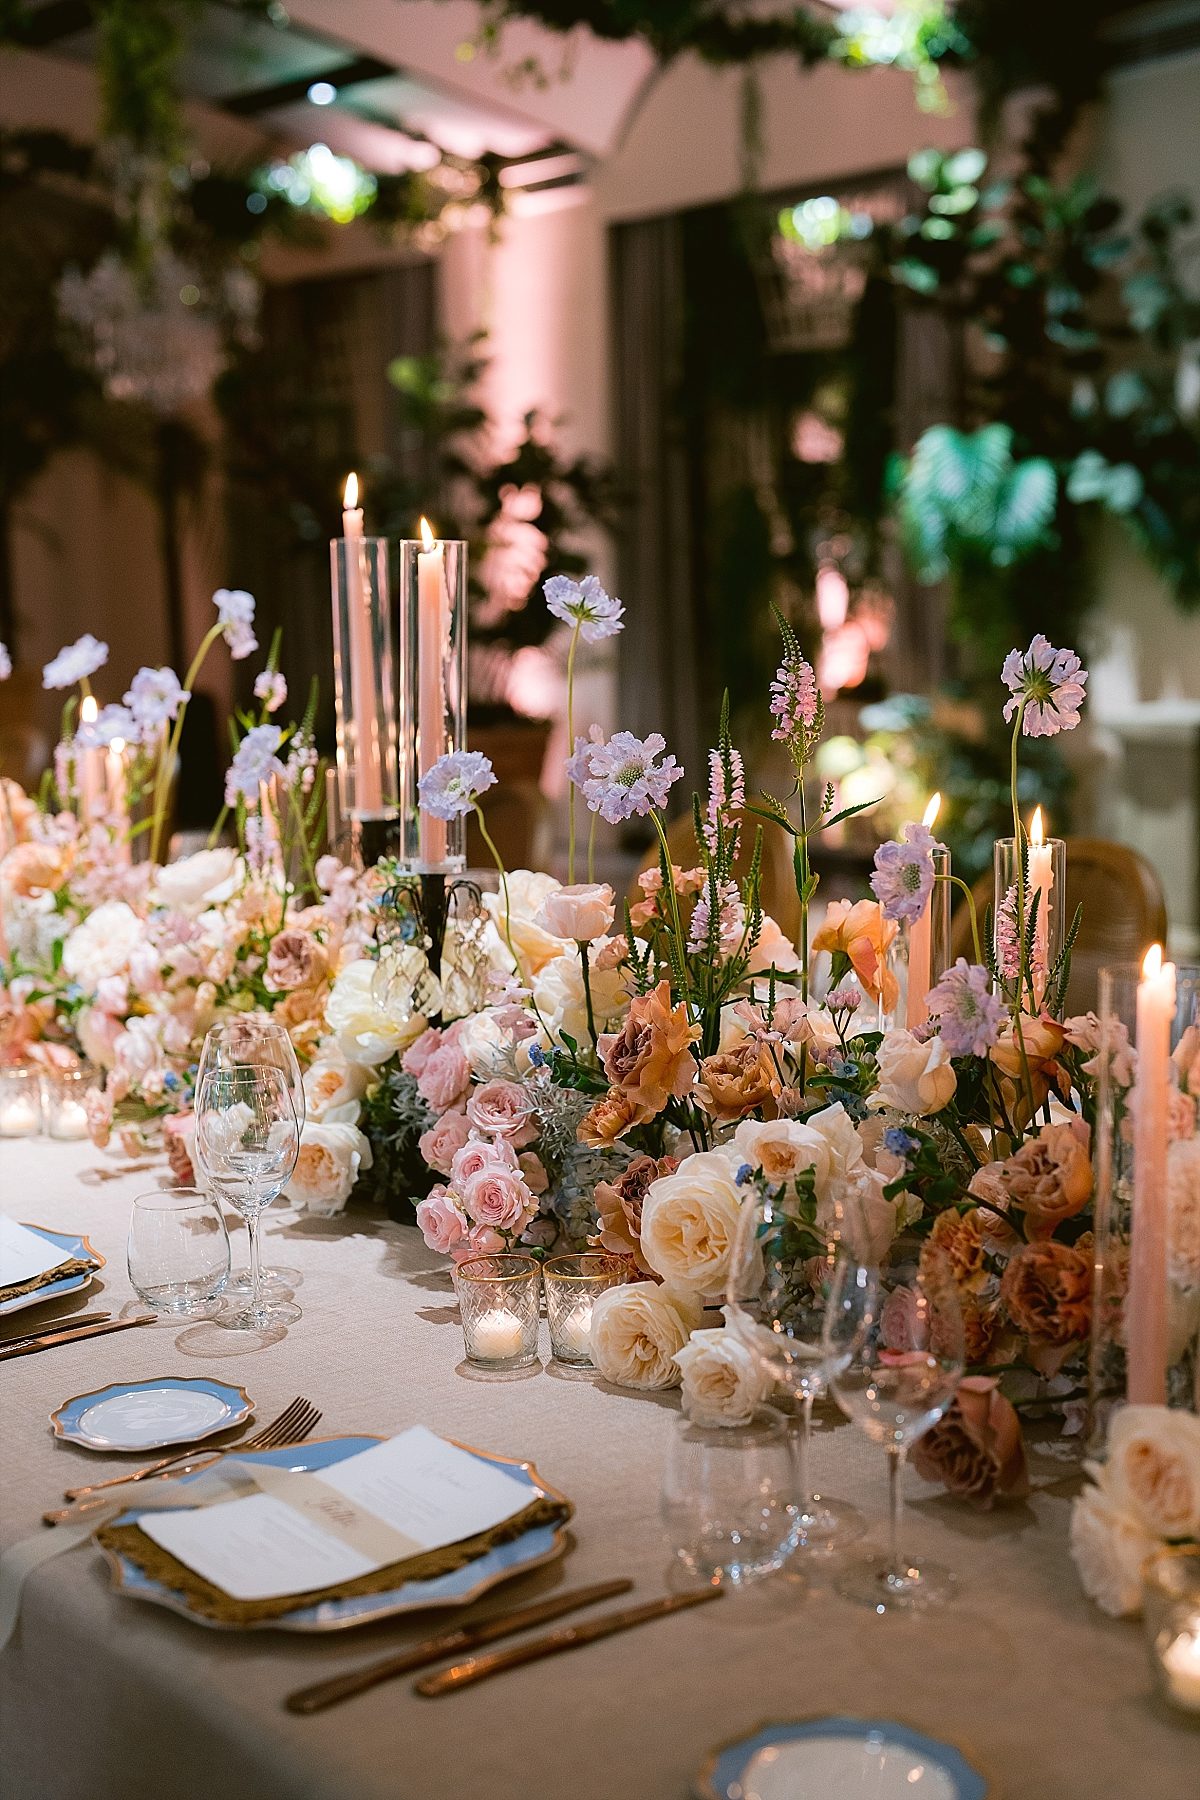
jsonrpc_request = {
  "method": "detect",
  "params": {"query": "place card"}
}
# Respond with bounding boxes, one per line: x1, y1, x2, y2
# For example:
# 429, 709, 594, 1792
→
139, 1426, 537, 1602
0, 1217, 71, 1289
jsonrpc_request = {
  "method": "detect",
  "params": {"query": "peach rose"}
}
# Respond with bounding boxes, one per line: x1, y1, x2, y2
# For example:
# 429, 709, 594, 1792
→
265, 928, 327, 992
534, 882, 616, 943
988, 1116, 1092, 1240
812, 898, 898, 1012
911, 1376, 1029, 1507
163, 1112, 196, 1185
1, 839, 74, 897
694, 1039, 777, 1122
597, 979, 699, 1125
919, 1205, 989, 1296
591, 1153, 678, 1276
1001, 1238, 1092, 1347
1104, 1404, 1200, 1540
579, 1086, 642, 1148
989, 1014, 1070, 1128
589, 1281, 701, 1389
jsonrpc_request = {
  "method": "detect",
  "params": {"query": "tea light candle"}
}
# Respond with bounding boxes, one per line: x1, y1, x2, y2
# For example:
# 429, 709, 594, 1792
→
472, 1308, 526, 1361
48, 1097, 89, 1140
559, 1301, 594, 1361
0, 1088, 40, 1137
1160, 1628, 1200, 1712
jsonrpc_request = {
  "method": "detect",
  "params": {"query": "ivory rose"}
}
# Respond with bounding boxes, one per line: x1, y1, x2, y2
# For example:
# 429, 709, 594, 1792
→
806, 1102, 866, 1189
596, 979, 699, 1127
812, 898, 898, 1012
152, 847, 241, 912
870, 1029, 957, 1116
589, 1282, 701, 1389
532, 950, 628, 1049
534, 882, 616, 943
325, 957, 425, 1065
732, 1117, 833, 1188
1069, 1484, 1160, 1618
911, 1376, 1029, 1507
640, 1150, 744, 1296
483, 870, 571, 977
745, 913, 802, 974
61, 900, 141, 985
674, 1309, 775, 1426
284, 1121, 373, 1215
1103, 1405, 1200, 1541
1166, 1135, 1200, 1287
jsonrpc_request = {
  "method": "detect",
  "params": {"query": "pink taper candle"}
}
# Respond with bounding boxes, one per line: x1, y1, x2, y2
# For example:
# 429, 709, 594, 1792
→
417, 517, 448, 867
1028, 806, 1053, 997
905, 792, 942, 1029
1127, 942, 1175, 1404
341, 473, 384, 816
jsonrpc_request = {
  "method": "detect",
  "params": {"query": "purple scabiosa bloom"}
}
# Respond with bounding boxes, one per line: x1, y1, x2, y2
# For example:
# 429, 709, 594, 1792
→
225, 723, 284, 805
124, 667, 190, 737
926, 959, 1005, 1056
254, 669, 287, 713
76, 703, 136, 749
543, 574, 624, 642
1001, 635, 1087, 737
870, 821, 942, 924
43, 634, 108, 691
213, 588, 258, 661
418, 750, 497, 820
567, 729, 683, 825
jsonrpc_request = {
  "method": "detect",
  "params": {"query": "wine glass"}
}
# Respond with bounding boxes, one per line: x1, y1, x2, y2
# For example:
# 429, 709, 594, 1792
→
725, 1182, 868, 1550
196, 1018, 304, 1292
824, 1254, 965, 1611
194, 1065, 300, 1331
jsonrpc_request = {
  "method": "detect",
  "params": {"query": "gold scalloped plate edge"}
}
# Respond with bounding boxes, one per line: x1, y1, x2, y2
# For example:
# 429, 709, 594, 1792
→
50, 1376, 255, 1448
96, 1432, 573, 1632
693, 1714, 997, 1800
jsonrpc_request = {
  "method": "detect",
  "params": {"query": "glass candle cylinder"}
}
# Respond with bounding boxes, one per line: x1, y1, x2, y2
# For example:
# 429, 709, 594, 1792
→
544, 1253, 628, 1366
993, 832, 1067, 1008
1090, 961, 1200, 1428
330, 532, 399, 865
43, 1065, 97, 1140
397, 531, 467, 873
456, 1253, 541, 1370
0, 1067, 42, 1137
904, 845, 952, 1028
1144, 1548, 1200, 1715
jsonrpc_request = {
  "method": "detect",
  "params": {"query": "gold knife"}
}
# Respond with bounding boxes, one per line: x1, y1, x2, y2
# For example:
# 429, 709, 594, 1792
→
0, 1311, 112, 1350
415, 1586, 723, 1697
285, 1579, 635, 1714
0, 1315, 156, 1360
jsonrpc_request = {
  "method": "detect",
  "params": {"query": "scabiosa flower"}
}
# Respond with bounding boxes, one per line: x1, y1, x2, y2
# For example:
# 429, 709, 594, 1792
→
543, 574, 625, 642
927, 959, 1006, 1056
124, 667, 190, 736
702, 744, 745, 851
566, 728, 683, 825
76, 703, 136, 749
213, 587, 258, 661
0, 643, 10, 680
870, 821, 942, 924
42, 634, 109, 691
418, 750, 497, 820
254, 669, 287, 713
1002, 635, 1088, 737
225, 723, 284, 805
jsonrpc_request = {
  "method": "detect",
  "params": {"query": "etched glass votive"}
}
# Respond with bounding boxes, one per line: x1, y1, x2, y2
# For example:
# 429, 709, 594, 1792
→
0, 1067, 42, 1137
456, 1253, 541, 1370
543, 1253, 628, 1367
1144, 1548, 1200, 1715
43, 1064, 97, 1140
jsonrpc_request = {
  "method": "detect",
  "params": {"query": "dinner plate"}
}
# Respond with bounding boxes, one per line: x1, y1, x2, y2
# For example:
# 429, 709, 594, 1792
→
99, 1434, 571, 1632
52, 1377, 253, 1452
0, 1225, 104, 1318
695, 1717, 989, 1800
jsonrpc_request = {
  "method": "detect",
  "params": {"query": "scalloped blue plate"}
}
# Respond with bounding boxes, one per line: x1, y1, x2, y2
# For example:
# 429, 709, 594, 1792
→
0, 1225, 103, 1318
52, 1376, 253, 1451
98, 1434, 571, 1632
696, 1717, 989, 1800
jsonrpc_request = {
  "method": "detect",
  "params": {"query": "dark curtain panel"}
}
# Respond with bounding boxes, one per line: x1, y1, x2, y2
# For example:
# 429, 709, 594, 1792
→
610, 215, 706, 810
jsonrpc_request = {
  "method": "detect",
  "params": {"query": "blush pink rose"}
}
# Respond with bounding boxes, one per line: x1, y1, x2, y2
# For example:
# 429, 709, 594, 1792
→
418, 1109, 473, 1177
415, 1186, 468, 1256
402, 1027, 444, 1080
466, 1079, 538, 1147
416, 1042, 471, 1112
460, 1166, 535, 1232
535, 882, 616, 943
879, 1284, 925, 1352
451, 1135, 519, 1187
452, 1223, 507, 1265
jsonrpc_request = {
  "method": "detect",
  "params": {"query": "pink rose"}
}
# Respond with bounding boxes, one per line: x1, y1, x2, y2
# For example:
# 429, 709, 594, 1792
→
416, 1042, 471, 1112
84, 1086, 113, 1149
460, 1166, 535, 1232
535, 882, 616, 943
879, 1284, 924, 1352
451, 1135, 519, 1187
466, 1079, 538, 1147
163, 1112, 196, 1185
452, 1223, 506, 1265
402, 1027, 445, 1079
265, 928, 326, 993
415, 1186, 468, 1256
419, 1109, 473, 1177
518, 1151, 549, 1196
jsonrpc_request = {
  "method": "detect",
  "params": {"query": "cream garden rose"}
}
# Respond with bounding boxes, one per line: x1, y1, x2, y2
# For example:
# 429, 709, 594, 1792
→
640, 1149, 745, 1296
284, 1121, 373, 1215
732, 1117, 833, 1188
674, 1308, 775, 1426
303, 1049, 369, 1124
483, 870, 571, 979
61, 901, 142, 986
1103, 1404, 1200, 1541
532, 949, 629, 1049
324, 956, 426, 1066
589, 1282, 701, 1389
870, 1028, 957, 1116
151, 847, 242, 913
534, 882, 616, 943
1069, 1483, 1161, 1618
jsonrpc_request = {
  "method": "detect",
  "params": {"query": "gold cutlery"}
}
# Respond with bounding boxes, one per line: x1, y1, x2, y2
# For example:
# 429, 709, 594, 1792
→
60, 1395, 321, 1503
0, 1311, 111, 1349
415, 1587, 723, 1696
0, 1315, 156, 1362
285, 1578, 635, 1714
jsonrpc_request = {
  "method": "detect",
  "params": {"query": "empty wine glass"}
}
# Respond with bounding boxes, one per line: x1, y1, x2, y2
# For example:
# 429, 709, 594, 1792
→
726, 1182, 868, 1550
194, 1065, 300, 1331
824, 1254, 965, 1611
196, 1017, 304, 1293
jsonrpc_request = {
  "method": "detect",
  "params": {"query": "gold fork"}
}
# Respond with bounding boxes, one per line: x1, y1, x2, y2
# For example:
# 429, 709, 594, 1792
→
49, 1397, 321, 1521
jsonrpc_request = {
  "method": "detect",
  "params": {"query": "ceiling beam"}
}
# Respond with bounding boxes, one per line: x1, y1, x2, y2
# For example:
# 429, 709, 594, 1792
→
220, 53, 396, 117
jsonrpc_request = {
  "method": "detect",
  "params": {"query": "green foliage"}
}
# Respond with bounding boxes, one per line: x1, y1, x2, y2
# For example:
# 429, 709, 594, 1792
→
896, 424, 1058, 583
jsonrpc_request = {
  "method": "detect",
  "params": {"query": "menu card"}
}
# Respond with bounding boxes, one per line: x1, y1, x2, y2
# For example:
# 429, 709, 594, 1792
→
139, 1426, 537, 1602
0, 1216, 71, 1289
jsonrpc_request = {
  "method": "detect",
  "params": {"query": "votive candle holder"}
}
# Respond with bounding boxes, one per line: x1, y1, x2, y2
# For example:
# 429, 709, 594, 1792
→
0, 1067, 42, 1138
543, 1253, 628, 1367
43, 1064, 97, 1140
456, 1253, 542, 1370
1144, 1547, 1200, 1716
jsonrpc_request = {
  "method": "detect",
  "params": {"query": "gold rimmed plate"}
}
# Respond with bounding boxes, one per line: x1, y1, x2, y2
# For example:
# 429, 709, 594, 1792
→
52, 1377, 254, 1452
0, 1226, 104, 1318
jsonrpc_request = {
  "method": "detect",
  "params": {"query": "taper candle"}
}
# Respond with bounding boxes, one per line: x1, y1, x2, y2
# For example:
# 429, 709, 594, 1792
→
1127, 942, 1175, 1405
417, 516, 448, 867
341, 473, 385, 816
1028, 806, 1053, 994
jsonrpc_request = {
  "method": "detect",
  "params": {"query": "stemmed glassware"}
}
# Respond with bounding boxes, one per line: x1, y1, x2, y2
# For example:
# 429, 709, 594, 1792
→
196, 1018, 304, 1293
194, 1065, 300, 1331
823, 1254, 965, 1611
726, 1183, 867, 1550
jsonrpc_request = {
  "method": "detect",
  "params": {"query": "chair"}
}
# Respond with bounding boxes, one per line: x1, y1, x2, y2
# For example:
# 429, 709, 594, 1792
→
627, 810, 802, 940
949, 836, 1168, 1015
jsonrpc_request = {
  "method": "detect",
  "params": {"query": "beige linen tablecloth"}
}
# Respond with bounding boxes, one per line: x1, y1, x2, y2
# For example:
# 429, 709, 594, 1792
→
1, 1139, 1196, 1800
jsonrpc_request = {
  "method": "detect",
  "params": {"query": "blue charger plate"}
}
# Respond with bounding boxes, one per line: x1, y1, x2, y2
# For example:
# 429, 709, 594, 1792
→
0, 1225, 103, 1318
52, 1376, 254, 1451
696, 1716, 989, 1800
98, 1434, 571, 1632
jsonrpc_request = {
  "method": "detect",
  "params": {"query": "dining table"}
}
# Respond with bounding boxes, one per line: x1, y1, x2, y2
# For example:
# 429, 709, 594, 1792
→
1, 1135, 1197, 1800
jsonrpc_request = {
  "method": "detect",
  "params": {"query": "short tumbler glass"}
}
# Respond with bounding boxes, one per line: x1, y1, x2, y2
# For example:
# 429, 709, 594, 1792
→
127, 1188, 231, 1316
661, 1406, 801, 1588
543, 1253, 627, 1366
456, 1253, 542, 1370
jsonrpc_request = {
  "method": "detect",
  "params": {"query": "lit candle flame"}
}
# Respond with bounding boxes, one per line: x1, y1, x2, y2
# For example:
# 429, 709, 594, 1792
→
419, 516, 436, 551
80, 695, 98, 725
109, 737, 125, 756
342, 471, 359, 510
1030, 805, 1045, 847
1144, 942, 1163, 980
922, 792, 942, 830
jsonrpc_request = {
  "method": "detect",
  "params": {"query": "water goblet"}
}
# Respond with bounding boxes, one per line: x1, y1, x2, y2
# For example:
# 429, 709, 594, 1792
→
196, 1018, 304, 1293
127, 1187, 230, 1317
194, 1065, 300, 1331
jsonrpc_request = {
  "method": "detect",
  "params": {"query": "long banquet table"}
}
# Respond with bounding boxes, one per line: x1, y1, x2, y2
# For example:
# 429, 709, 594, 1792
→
1, 1137, 1197, 1800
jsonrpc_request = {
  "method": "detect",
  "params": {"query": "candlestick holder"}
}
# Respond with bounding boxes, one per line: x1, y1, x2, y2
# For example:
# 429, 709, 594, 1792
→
903, 846, 952, 1028
1089, 961, 1200, 1438
397, 533, 467, 873
371, 873, 492, 1029
993, 833, 1067, 1007
330, 533, 399, 867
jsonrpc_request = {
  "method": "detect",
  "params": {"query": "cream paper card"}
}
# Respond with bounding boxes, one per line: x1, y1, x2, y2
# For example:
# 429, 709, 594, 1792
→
0, 1216, 71, 1288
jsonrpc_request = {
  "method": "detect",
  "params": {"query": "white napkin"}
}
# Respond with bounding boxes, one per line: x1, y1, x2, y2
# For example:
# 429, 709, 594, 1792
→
0, 1216, 71, 1289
